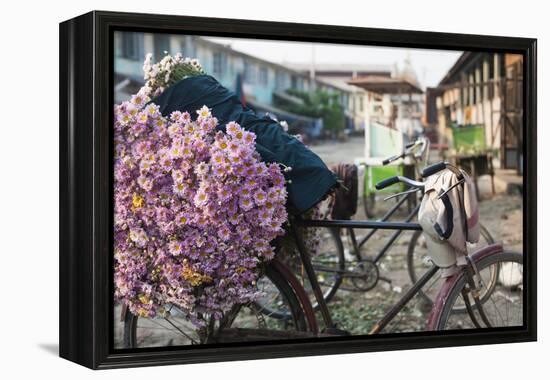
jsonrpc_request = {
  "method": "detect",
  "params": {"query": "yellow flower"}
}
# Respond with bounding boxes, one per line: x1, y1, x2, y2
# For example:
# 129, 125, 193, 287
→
132, 193, 145, 210
182, 263, 212, 287
138, 294, 150, 304
137, 308, 149, 318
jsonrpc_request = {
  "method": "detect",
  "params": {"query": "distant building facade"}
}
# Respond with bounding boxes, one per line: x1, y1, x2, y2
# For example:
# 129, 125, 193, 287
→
288, 63, 395, 133
432, 52, 523, 170
114, 32, 364, 136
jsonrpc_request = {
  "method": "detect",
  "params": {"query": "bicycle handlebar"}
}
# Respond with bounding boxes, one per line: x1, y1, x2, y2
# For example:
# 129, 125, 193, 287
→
421, 161, 448, 178
382, 153, 404, 166
382, 137, 429, 166
375, 175, 425, 190
375, 176, 400, 190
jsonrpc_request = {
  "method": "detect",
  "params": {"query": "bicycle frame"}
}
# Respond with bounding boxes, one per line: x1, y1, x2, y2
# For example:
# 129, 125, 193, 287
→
356, 137, 429, 263
291, 160, 501, 334
291, 215, 493, 334
292, 216, 443, 333
349, 190, 420, 264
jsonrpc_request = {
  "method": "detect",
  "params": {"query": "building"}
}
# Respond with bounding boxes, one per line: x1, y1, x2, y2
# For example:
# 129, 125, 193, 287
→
423, 87, 443, 146
287, 63, 394, 133
431, 52, 523, 171
114, 32, 361, 138
292, 60, 424, 159
347, 75, 424, 160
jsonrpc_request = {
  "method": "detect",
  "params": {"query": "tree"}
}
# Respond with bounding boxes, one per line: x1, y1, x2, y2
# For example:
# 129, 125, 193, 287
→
278, 89, 345, 137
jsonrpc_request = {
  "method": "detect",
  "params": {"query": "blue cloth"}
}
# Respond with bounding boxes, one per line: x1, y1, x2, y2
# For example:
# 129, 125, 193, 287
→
152, 75, 338, 214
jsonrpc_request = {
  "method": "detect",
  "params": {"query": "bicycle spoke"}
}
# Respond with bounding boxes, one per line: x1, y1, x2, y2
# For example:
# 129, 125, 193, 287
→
435, 252, 523, 331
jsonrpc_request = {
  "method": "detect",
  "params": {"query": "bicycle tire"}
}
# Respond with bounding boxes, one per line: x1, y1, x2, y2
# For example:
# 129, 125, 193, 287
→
255, 227, 345, 319
122, 262, 308, 348
430, 249, 523, 331
363, 191, 376, 219
407, 223, 495, 308
312, 227, 346, 307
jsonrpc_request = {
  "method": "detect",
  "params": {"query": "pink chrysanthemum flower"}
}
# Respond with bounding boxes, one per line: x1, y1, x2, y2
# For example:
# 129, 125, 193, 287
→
114, 55, 289, 333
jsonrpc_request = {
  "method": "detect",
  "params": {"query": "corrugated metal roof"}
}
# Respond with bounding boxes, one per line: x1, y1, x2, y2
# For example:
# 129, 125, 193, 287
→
347, 75, 423, 94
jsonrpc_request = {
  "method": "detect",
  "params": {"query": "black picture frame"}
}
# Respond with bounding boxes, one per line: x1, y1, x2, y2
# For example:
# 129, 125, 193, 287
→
59, 10, 537, 369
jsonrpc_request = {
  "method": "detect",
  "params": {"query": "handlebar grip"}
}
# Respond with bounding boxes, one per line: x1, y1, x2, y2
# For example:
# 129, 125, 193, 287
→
405, 141, 416, 149
382, 156, 395, 166
421, 161, 448, 177
375, 176, 400, 190
382, 153, 404, 166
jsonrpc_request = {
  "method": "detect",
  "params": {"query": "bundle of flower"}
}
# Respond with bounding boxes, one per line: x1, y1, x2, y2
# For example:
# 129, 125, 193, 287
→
141, 52, 205, 97
113, 54, 288, 331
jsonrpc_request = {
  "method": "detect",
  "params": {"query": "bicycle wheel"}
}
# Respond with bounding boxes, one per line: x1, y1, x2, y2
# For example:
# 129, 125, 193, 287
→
432, 251, 523, 331
363, 192, 376, 219
407, 223, 495, 308
122, 263, 308, 348
255, 227, 345, 318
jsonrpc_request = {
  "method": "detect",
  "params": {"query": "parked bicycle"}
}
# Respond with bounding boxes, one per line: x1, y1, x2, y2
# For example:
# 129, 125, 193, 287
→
362, 137, 429, 218
273, 139, 495, 314
122, 162, 523, 347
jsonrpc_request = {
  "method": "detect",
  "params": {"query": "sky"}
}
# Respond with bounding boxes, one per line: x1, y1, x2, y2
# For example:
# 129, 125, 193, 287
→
207, 37, 463, 89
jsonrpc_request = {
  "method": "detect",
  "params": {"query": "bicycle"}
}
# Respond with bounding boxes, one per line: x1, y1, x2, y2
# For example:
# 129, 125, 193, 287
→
121, 259, 314, 347
120, 161, 523, 347
362, 137, 430, 218
254, 161, 522, 334
274, 139, 494, 314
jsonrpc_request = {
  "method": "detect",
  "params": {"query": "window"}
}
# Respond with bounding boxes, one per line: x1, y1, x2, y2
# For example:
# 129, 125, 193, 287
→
462, 76, 469, 107
488, 55, 495, 99
153, 34, 170, 61
180, 37, 195, 58
213, 51, 226, 76
468, 70, 476, 106
259, 66, 268, 86
291, 75, 298, 89
275, 70, 286, 89
121, 33, 143, 60
475, 63, 482, 104
499, 54, 506, 79
243, 61, 255, 84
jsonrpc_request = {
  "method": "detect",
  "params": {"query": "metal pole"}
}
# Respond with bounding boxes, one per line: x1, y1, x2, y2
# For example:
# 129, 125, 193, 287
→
369, 264, 439, 334
290, 223, 335, 329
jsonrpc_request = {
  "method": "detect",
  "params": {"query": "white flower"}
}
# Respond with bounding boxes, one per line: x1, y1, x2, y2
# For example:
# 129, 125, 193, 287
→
197, 105, 211, 119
